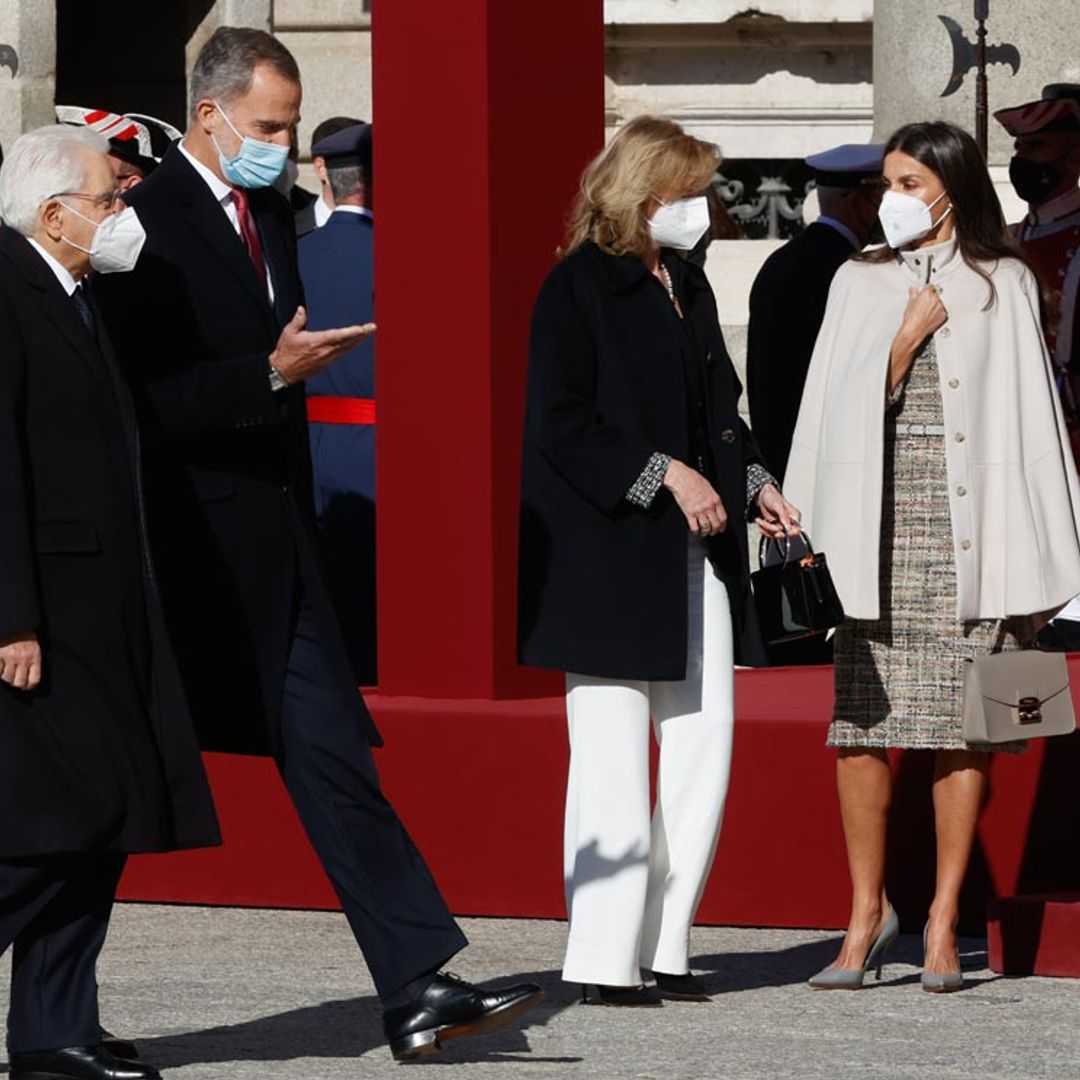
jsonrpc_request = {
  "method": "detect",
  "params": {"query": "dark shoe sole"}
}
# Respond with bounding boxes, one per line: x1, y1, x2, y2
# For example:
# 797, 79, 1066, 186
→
657, 989, 712, 1002
389, 988, 545, 1061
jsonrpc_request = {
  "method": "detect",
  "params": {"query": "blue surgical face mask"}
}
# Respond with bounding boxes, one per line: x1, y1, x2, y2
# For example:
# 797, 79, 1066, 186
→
211, 100, 289, 189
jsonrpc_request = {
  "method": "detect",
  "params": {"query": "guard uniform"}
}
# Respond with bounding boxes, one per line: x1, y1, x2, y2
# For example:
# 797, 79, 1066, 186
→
299, 123, 377, 683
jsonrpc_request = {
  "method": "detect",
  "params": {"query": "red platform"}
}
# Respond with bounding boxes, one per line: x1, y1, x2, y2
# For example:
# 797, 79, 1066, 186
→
119, 661, 1080, 935
988, 894, 1080, 976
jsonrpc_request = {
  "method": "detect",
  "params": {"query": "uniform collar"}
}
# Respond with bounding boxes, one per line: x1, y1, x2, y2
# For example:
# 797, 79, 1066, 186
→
1027, 186, 1080, 227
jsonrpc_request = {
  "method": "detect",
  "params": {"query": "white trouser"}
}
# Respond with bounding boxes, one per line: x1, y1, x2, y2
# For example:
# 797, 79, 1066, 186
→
562, 540, 735, 986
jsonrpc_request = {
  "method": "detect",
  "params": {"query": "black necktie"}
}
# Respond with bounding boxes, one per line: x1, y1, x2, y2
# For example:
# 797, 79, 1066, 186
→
72, 283, 95, 333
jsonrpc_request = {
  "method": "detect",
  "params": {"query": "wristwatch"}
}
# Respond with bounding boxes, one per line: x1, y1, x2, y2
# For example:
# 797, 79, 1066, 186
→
268, 362, 289, 392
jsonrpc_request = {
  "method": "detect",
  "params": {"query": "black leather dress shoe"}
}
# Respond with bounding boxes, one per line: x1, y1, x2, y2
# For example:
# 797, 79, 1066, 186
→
98, 1029, 138, 1062
653, 971, 711, 1002
382, 972, 544, 1061
9, 1043, 160, 1080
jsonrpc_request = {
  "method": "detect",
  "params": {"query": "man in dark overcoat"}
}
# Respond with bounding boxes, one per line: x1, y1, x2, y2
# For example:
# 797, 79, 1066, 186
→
746, 143, 884, 484
0, 125, 219, 1080
745, 143, 882, 666
299, 123, 377, 683
93, 27, 540, 1063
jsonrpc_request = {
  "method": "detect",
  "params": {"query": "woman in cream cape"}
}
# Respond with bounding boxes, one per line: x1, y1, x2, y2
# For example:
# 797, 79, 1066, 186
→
786, 121, 1080, 992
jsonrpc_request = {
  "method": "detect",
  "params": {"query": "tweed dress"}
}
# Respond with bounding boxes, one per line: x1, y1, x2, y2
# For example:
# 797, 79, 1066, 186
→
829, 340, 1022, 752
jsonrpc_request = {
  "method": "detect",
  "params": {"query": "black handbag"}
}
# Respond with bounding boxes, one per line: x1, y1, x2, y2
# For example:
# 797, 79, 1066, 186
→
751, 532, 845, 645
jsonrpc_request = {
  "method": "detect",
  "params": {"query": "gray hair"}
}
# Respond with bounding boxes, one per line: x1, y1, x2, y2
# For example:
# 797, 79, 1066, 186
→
328, 165, 366, 204
0, 124, 109, 236
189, 27, 300, 120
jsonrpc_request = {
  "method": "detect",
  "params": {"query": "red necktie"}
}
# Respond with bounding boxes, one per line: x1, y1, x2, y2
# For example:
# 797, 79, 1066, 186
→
230, 188, 267, 290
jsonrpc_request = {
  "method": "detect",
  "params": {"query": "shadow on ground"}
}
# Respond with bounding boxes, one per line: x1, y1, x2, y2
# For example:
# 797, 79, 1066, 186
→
128, 967, 584, 1071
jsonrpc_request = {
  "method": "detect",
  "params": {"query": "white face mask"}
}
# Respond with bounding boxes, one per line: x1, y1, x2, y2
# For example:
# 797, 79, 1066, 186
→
60, 203, 146, 274
649, 195, 710, 251
877, 189, 952, 249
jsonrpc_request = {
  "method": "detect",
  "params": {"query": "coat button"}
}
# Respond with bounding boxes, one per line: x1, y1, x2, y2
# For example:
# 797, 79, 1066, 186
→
956, 486, 967, 497
961, 539, 972, 551
940, 326, 951, 338
954, 432, 965, 443
948, 378, 959, 389
720, 428, 735, 444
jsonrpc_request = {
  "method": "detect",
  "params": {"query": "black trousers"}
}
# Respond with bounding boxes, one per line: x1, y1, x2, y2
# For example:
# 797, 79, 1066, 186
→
0, 854, 125, 1053
277, 590, 467, 1003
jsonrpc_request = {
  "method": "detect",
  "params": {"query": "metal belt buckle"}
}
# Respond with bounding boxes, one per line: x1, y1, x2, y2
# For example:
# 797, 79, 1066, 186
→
1017, 696, 1042, 725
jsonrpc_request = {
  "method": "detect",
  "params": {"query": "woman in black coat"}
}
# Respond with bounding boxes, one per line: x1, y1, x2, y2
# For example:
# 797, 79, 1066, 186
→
518, 116, 800, 1005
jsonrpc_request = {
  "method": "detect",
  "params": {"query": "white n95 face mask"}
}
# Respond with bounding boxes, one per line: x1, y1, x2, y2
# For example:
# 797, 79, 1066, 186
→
877, 189, 951, 249
60, 203, 147, 273
649, 195, 711, 251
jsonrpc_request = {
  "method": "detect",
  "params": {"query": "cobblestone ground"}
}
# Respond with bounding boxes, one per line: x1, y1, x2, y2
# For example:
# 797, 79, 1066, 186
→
1, 906, 1076, 1080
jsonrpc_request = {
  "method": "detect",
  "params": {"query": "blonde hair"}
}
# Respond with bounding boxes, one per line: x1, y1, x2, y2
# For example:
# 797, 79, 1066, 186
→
561, 115, 721, 260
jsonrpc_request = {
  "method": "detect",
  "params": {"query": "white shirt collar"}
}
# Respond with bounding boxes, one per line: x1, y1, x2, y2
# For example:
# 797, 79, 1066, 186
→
314, 194, 334, 228
331, 205, 373, 219
27, 238, 79, 296
179, 138, 235, 208
1028, 186, 1080, 227
816, 215, 860, 251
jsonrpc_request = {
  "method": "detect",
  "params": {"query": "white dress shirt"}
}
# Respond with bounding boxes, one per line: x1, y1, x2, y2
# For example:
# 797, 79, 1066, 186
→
330, 205, 373, 220
314, 194, 334, 228
27, 238, 79, 296
178, 139, 275, 302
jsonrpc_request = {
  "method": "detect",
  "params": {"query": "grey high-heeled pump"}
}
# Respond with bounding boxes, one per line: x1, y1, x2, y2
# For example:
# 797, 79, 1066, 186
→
921, 922, 964, 993
808, 906, 900, 990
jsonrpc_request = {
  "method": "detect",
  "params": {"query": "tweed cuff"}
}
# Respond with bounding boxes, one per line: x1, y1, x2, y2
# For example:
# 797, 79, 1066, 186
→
886, 379, 905, 408
746, 462, 777, 511
626, 452, 672, 509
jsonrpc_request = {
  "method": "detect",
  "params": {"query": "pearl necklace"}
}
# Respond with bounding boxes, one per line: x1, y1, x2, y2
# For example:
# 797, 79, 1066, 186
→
657, 263, 676, 305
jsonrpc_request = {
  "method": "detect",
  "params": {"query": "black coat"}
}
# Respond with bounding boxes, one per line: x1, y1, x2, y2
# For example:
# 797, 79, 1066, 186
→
0, 227, 219, 857
518, 242, 767, 680
94, 147, 379, 754
746, 221, 855, 482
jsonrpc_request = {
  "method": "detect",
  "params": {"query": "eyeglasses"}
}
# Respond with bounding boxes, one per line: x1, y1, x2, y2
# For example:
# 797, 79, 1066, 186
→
50, 189, 124, 210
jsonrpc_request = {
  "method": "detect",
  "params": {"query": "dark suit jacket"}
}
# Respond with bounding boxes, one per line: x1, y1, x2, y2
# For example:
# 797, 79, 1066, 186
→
292, 185, 320, 238
518, 242, 767, 680
746, 221, 855, 482
94, 146, 380, 754
0, 226, 219, 856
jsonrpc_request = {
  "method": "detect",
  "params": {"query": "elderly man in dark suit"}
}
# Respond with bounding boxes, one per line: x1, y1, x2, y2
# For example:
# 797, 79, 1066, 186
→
299, 123, 377, 683
0, 125, 219, 1080
94, 27, 540, 1063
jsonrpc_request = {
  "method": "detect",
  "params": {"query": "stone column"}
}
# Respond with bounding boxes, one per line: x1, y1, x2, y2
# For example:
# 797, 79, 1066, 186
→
873, 0, 1080, 218
273, 0, 372, 172
0, 0, 56, 155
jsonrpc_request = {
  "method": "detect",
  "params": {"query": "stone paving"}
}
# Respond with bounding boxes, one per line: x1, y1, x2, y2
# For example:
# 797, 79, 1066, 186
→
1, 905, 1076, 1080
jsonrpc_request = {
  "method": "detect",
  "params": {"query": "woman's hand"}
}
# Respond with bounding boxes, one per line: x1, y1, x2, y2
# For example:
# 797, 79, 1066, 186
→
755, 483, 801, 540
890, 284, 948, 390
663, 459, 728, 536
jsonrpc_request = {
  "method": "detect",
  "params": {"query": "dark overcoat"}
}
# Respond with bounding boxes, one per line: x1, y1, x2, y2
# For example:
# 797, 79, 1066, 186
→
0, 227, 220, 857
94, 147, 380, 754
518, 241, 767, 680
746, 221, 854, 481
299, 210, 377, 683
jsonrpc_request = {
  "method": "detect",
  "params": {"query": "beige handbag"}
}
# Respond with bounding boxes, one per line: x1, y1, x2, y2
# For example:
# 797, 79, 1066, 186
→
962, 650, 1076, 743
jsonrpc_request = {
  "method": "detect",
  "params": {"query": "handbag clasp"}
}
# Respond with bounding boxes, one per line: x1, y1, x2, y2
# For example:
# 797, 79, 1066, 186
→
1017, 696, 1042, 725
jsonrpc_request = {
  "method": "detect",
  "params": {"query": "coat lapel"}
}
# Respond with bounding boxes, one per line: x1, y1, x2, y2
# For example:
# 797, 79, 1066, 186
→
156, 148, 278, 320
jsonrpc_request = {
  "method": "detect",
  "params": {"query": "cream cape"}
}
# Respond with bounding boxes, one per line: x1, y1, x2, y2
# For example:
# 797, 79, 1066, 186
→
785, 237, 1080, 622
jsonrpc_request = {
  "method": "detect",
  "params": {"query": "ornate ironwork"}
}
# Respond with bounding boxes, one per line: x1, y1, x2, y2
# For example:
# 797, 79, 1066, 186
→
714, 159, 812, 240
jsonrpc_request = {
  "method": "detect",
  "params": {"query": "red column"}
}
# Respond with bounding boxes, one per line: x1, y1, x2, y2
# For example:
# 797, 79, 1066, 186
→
372, 1, 605, 698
